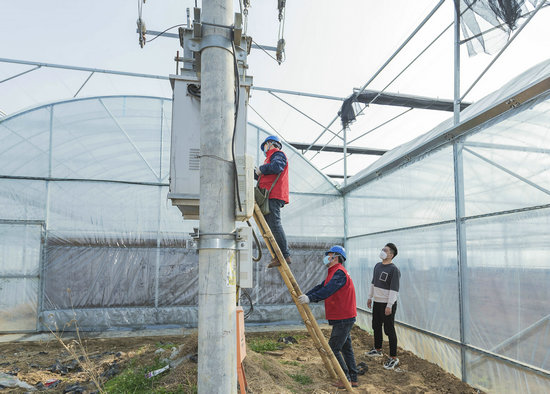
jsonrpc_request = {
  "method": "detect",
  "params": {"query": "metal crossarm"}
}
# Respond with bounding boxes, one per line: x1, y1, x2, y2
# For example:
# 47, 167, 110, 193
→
253, 203, 355, 393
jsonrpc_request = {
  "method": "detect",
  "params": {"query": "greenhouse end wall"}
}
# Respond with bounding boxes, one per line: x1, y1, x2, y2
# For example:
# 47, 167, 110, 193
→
0, 96, 343, 334
346, 80, 550, 391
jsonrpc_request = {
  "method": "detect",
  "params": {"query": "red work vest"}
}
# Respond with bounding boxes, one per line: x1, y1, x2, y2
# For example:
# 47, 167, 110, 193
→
258, 148, 289, 204
324, 263, 357, 321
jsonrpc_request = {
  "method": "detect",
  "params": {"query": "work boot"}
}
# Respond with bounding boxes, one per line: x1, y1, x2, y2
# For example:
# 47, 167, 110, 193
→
285, 256, 292, 265
332, 380, 346, 389
267, 258, 281, 268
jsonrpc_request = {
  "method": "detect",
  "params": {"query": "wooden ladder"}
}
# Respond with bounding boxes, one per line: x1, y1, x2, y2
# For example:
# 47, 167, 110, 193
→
252, 203, 355, 393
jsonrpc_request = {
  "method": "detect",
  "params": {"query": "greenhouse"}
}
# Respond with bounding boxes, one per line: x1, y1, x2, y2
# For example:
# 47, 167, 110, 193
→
1, 58, 549, 392
2, 1, 550, 393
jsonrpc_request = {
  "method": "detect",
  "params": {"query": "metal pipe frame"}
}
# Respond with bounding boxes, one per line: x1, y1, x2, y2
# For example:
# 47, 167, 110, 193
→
252, 86, 344, 101
0, 57, 170, 81
0, 65, 41, 84
322, 153, 352, 172
73, 72, 94, 98
452, 0, 468, 382
463, 147, 550, 196
99, 98, 160, 181
289, 142, 386, 156
453, 139, 469, 383
463, 141, 550, 154
302, 0, 446, 156
340, 77, 550, 195
346, 203, 550, 240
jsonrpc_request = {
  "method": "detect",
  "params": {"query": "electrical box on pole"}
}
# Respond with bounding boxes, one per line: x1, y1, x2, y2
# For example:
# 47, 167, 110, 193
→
168, 20, 253, 221
236, 226, 253, 288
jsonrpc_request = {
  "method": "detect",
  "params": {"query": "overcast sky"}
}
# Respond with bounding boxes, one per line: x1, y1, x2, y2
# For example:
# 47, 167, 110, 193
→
1, 0, 548, 177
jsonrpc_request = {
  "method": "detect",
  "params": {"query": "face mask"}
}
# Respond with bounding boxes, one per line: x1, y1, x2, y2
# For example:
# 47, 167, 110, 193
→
379, 250, 387, 260
323, 255, 331, 266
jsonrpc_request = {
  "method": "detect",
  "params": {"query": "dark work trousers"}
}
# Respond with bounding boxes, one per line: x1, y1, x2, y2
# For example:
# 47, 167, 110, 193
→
264, 198, 290, 257
372, 301, 398, 357
328, 318, 358, 382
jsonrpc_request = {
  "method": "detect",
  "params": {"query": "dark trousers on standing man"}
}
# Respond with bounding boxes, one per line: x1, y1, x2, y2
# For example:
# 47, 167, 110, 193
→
264, 198, 290, 257
328, 317, 358, 383
372, 301, 398, 357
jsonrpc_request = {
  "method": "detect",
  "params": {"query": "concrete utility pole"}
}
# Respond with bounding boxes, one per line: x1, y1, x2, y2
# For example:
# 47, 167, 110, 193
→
197, 0, 237, 392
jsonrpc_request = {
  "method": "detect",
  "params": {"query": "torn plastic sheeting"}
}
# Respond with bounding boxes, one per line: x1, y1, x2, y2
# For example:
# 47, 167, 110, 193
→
145, 364, 169, 378
0, 372, 36, 391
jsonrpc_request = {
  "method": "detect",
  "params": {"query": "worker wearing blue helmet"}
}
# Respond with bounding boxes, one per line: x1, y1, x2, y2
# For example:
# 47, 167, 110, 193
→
255, 135, 291, 268
298, 246, 359, 388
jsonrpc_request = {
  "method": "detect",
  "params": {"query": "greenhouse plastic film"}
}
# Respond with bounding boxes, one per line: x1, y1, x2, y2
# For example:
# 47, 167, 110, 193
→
347, 146, 455, 237
0, 223, 42, 276
465, 349, 550, 393
463, 93, 550, 217
347, 223, 460, 340
0, 278, 38, 332
464, 208, 550, 370
0, 180, 46, 221
40, 306, 199, 332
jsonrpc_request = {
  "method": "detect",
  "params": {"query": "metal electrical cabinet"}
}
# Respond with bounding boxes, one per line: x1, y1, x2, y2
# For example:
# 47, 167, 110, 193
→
168, 73, 202, 219
167, 72, 254, 221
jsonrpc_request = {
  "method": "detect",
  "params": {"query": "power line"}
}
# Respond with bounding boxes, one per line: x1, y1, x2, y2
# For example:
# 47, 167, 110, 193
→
248, 104, 285, 140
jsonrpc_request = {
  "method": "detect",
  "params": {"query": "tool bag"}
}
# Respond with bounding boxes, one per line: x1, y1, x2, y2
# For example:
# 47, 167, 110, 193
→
254, 173, 282, 215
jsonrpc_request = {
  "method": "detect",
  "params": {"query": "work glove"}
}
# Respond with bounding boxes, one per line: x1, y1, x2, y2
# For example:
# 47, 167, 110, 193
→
254, 167, 262, 177
298, 294, 310, 304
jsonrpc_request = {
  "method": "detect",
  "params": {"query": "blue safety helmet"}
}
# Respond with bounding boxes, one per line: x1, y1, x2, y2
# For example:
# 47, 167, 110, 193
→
260, 135, 282, 151
325, 245, 346, 261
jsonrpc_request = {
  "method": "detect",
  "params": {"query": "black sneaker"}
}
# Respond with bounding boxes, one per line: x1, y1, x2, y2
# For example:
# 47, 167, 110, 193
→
366, 348, 382, 357
383, 357, 399, 370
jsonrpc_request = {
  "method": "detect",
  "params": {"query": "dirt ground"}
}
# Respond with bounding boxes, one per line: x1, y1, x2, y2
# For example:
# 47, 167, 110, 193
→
0, 326, 481, 393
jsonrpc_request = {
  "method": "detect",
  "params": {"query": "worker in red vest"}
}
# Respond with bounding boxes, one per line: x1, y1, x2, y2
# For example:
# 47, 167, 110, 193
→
255, 135, 291, 268
298, 246, 359, 388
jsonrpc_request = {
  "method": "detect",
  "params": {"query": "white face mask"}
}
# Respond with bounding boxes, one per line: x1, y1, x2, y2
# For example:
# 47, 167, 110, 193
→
379, 250, 387, 260
263, 143, 270, 157
323, 255, 331, 266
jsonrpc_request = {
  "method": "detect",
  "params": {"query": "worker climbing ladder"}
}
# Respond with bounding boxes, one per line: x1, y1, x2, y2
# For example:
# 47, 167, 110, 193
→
252, 203, 356, 393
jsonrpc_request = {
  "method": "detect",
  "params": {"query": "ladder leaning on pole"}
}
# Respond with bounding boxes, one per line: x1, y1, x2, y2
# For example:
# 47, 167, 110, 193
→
252, 202, 356, 393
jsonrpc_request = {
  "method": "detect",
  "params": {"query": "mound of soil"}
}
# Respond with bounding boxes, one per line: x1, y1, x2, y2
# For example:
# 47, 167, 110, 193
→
0, 326, 480, 393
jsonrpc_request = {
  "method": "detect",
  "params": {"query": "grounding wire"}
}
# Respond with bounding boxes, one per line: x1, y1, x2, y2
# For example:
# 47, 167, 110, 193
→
231, 38, 243, 212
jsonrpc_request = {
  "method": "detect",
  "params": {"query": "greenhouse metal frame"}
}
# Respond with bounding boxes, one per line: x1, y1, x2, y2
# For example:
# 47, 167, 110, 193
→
1, 58, 549, 392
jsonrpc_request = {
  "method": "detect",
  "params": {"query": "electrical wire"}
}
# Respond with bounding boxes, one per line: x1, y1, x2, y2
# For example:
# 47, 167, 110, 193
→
231, 39, 243, 212
147, 24, 187, 43
187, 84, 201, 98
248, 104, 286, 140
247, 219, 262, 262
251, 38, 280, 64
237, 287, 254, 319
